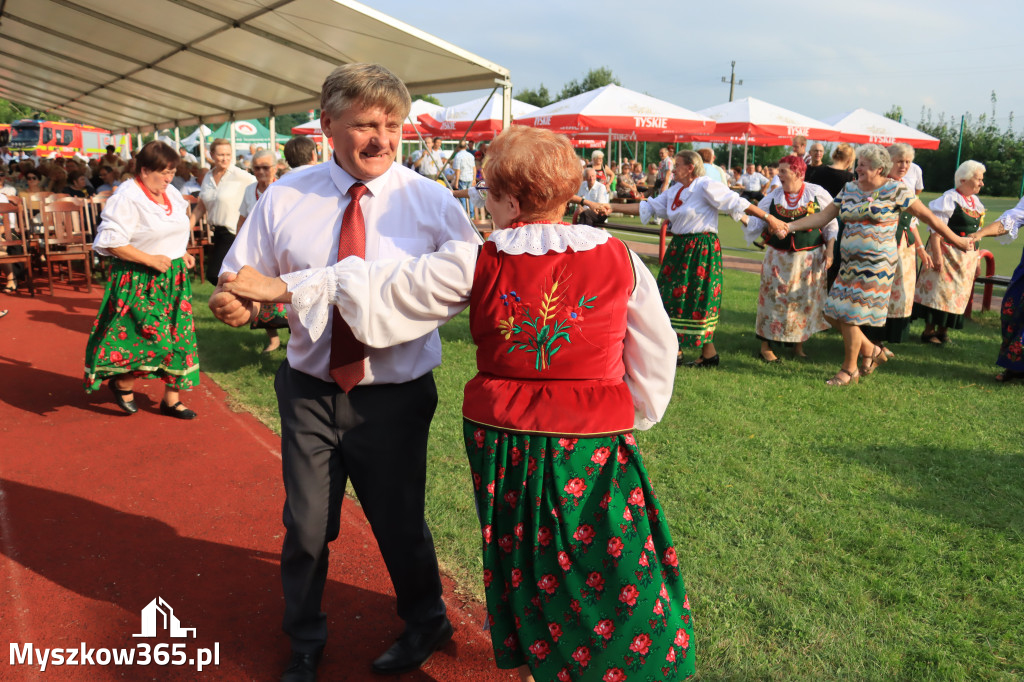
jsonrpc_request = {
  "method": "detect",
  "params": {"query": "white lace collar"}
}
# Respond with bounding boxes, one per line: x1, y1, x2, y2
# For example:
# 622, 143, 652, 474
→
488, 223, 610, 255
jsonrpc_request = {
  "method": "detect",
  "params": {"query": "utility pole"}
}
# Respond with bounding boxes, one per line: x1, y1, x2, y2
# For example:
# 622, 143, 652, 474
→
721, 61, 743, 102
720, 61, 744, 168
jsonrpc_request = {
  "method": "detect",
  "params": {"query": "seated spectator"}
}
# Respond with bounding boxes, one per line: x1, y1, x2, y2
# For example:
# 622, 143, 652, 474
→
738, 163, 768, 201
66, 169, 95, 198
182, 164, 202, 196
171, 161, 191, 192
616, 166, 642, 199
573, 167, 612, 226
94, 165, 121, 194
645, 162, 658, 189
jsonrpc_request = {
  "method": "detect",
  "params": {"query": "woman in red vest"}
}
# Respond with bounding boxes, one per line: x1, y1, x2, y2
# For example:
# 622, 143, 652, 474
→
223, 126, 696, 682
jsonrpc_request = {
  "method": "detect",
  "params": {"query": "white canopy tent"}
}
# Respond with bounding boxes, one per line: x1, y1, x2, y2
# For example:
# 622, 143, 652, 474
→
0, 0, 512, 138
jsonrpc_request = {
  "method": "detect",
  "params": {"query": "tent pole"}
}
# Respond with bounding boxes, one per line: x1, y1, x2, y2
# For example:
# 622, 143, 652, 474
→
269, 108, 277, 160
198, 120, 206, 168
229, 116, 237, 165
174, 125, 180, 151
501, 79, 512, 130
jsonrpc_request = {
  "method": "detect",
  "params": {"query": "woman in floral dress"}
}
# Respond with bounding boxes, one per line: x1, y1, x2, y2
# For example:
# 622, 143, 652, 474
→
237, 148, 288, 353
786, 145, 974, 385
84, 141, 199, 419
222, 126, 696, 681
615, 151, 787, 367
743, 155, 837, 362
968, 197, 1024, 382
914, 161, 987, 345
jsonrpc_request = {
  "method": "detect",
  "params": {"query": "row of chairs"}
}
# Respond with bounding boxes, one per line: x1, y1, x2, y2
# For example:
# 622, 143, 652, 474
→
0, 190, 212, 297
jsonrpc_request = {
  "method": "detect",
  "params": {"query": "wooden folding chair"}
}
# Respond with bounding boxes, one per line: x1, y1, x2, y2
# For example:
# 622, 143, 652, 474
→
0, 197, 34, 296
184, 195, 209, 282
42, 200, 92, 295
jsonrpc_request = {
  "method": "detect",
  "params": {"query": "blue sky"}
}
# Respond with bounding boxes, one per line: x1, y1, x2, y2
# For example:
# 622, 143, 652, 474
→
375, 0, 1024, 130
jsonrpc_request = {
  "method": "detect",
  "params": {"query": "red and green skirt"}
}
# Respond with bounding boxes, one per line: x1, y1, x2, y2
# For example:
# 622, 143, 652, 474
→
657, 233, 723, 351
463, 421, 695, 681
997, 269, 1024, 372
84, 258, 200, 391
252, 302, 289, 330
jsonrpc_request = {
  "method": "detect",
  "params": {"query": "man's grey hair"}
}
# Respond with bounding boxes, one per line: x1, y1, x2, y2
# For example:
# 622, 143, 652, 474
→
320, 63, 412, 120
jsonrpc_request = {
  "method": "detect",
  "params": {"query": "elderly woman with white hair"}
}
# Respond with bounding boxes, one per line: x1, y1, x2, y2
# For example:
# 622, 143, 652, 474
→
236, 148, 288, 353
913, 160, 987, 345
616, 150, 788, 366
862, 143, 932, 352
589, 149, 613, 189
786, 145, 973, 385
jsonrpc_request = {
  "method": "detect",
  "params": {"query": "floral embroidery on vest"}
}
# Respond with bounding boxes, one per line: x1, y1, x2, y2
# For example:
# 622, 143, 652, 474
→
494, 267, 597, 371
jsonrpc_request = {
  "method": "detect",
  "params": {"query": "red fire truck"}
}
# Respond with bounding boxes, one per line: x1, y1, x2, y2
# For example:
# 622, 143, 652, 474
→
7, 119, 126, 157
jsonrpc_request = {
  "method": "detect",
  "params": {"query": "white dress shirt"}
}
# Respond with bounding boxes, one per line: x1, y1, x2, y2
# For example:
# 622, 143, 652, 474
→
739, 172, 768, 192
578, 180, 609, 204
640, 176, 749, 235
280, 224, 677, 430
92, 179, 190, 259
199, 165, 255, 232
222, 159, 480, 385
904, 163, 924, 193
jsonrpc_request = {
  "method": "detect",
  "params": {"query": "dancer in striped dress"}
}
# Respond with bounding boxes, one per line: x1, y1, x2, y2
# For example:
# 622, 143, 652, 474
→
784, 145, 974, 385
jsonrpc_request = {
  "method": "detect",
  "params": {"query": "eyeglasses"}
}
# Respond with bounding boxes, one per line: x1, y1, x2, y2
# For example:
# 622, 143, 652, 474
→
252, 165, 274, 171
26, 175, 39, 180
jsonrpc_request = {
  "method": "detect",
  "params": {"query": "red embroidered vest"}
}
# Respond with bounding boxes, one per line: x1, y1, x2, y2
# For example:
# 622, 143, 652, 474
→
463, 237, 637, 436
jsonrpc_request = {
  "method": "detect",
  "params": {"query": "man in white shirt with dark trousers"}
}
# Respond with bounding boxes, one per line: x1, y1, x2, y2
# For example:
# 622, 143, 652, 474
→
210, 63, 479, 682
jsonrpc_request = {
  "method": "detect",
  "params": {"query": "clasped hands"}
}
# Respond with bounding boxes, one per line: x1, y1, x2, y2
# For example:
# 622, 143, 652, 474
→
208, 266, 288, 327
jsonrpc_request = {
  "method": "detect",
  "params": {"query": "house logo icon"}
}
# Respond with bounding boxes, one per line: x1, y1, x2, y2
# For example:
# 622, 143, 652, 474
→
133, 597, 197, 638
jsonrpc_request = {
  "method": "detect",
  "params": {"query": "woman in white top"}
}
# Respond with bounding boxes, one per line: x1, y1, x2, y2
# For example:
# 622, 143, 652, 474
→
615, 150, 787, 366
237, 149, 287, 353
191, 137, 255, 285
914, 160, 987, 344
84, 141, 200, 419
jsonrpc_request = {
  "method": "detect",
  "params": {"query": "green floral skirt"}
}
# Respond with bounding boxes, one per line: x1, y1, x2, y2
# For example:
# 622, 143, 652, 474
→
464, 421, 695, 681
84, 258, 200, 391
656, 233, 723, 351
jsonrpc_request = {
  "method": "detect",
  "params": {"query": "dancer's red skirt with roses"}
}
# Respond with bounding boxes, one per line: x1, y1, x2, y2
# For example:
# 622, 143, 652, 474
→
84, 258, 200, 391
463, 422, 695, 680
657, 232, 723, 351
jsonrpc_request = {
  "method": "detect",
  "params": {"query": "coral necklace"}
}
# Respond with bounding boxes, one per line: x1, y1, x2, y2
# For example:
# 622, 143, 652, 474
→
783, 183, 804, 208
135, 177, 172, 216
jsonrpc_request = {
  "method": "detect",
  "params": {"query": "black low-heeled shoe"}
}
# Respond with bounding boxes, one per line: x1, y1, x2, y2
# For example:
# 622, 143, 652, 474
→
686, 354, 720, 368
160, 401, 197, 420
108, 380, 138, 414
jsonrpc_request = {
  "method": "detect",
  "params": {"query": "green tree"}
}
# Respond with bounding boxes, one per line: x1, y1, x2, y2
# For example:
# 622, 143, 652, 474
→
884, 105, 903, 123
516, 85, 552, 108
557, 67, 620, 101
413, 94, 442, 106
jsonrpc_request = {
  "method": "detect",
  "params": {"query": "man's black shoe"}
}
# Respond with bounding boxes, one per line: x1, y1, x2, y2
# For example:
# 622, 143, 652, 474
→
281, 650, 321, 682
371, 618, 453, 675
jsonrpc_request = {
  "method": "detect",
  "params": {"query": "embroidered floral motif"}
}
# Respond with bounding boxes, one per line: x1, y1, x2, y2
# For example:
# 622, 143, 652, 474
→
496, 267, 596, 370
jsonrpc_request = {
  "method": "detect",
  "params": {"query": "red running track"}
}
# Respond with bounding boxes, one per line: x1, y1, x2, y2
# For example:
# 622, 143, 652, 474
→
0, 282, 514, 681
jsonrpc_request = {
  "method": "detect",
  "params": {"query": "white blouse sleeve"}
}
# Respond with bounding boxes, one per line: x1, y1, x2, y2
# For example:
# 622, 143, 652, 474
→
995, 198, 1024, 244
282, 240, 478, 346
638, 190, 671, 225
813, 185, 839, 242
91, 191, 140, 254
699, 177, 750, 221
928, 191, 957, 224
623, 250, 677, 430
742, 193, 773, 244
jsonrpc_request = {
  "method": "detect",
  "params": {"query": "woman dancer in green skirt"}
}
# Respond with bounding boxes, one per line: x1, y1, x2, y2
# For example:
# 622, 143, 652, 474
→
616, 151, 787, 367
85, 141, 200, 419
222, 126, 697, 681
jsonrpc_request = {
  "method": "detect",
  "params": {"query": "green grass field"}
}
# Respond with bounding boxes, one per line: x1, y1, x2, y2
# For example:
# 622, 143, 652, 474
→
191, 226, 1023, 680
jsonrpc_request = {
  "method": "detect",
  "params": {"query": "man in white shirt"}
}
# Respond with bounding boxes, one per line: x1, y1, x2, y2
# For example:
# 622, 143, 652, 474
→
450, 141, 475, 210
738, 163, 768, 200
210, 63, 478, 682
574, 167, 611, 226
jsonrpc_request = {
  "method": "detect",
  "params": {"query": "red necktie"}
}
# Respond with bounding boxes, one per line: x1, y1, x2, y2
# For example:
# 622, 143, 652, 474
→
329, 183, 369, 392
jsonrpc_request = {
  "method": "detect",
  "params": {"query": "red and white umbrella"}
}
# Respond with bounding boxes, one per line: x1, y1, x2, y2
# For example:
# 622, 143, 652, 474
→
418, 95, 538, 140
290, 119, 322, 136
514, 84, 715, 139
404, 100, 443, 140
822, 108, 940, 149
693, 97, 839, 141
